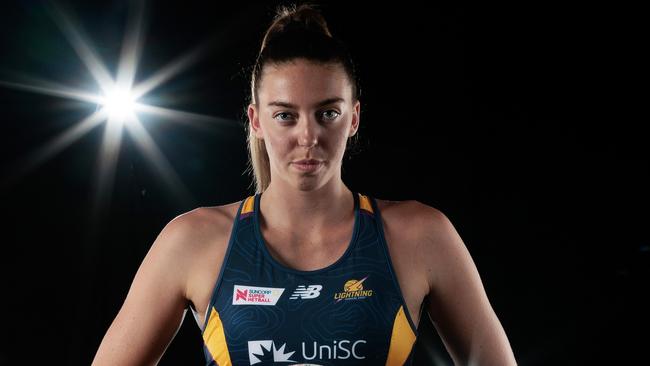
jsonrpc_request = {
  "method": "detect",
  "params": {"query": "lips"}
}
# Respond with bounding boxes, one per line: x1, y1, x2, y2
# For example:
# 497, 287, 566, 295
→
293, 159, 322, 164
292, 159, 323, 172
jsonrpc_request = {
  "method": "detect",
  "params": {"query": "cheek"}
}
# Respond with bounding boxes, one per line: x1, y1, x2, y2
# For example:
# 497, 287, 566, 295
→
337, 128, 351, 149
264, 134, 290, 157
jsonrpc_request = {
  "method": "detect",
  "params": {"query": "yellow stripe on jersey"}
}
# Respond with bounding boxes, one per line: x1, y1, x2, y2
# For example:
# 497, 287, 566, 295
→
385, 305, 417, 366
203, 306, 232, 366
359, 194, 374, 213
241, 195, 255, 215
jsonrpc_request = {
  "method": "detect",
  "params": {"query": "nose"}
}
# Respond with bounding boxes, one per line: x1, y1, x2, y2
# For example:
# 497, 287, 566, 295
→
297, 117, 319, 148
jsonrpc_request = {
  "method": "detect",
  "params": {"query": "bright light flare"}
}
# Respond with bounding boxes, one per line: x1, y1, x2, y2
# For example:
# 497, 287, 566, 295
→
0, 1, 242, 215
100, 86, 138, 123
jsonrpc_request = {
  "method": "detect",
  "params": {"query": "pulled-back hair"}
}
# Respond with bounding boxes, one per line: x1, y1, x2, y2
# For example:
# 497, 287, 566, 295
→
245, 3, 361, 193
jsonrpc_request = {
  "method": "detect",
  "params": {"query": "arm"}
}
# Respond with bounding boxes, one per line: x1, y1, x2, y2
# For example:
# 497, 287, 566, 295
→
419, 206, 517, 366
92, 213, 196, 365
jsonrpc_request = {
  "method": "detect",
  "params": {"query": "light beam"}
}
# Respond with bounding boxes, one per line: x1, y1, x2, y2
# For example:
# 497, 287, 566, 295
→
0, 1, 241, 214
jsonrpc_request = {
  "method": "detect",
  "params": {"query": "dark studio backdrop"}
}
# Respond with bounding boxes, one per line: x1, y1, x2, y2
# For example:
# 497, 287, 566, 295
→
0, 1, 646, 365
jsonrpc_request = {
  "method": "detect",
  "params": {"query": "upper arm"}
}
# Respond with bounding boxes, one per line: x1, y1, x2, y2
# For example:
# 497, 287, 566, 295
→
92, 211, 200, 366
418, 205, 517, 366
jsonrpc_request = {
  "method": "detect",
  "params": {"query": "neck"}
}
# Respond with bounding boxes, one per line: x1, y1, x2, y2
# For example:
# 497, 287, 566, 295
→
259, 181, 354, 238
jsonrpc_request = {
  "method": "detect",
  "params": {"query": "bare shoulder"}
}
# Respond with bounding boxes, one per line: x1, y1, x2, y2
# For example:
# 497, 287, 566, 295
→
371, 198, 448, 323
91, 200, 244, 365
170, 201, 240, 240
369, 198, 517, 365
149, 200, 242, 298
165, 200, 242, 266
374, 197, 447, 234
374, 197, 454, 279
172, 200, 243, 315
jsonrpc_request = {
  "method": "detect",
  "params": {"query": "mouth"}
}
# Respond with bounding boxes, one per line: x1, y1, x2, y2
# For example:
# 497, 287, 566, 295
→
293, 158, 323, 164
292, 160, 323, 172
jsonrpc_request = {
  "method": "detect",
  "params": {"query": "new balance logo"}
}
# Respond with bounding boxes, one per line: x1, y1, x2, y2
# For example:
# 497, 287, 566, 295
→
289, 285, 323, 300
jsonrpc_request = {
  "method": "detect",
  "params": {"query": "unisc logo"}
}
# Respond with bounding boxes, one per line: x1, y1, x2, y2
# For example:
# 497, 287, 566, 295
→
248, 339, 366, 364
333, 276, 374, 303
248, 340, 296, 364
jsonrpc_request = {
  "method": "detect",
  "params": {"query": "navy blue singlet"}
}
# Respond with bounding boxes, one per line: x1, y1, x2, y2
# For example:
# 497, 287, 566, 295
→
200, 191, 420, 366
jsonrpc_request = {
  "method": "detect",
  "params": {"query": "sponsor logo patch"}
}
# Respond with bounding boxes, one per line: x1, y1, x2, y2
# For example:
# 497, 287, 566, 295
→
289, 285, 323, 300
248, 339, 366, 364
233, 285, 285, 305
248, 340, 296, 364
334, 276, 374, 302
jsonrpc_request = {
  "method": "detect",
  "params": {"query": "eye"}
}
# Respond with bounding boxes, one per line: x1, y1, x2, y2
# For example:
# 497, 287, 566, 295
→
273, 112, 294, 122
321, 110, 341, 121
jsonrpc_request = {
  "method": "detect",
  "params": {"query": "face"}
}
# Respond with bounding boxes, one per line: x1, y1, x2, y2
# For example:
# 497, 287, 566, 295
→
248, 58, 360, 191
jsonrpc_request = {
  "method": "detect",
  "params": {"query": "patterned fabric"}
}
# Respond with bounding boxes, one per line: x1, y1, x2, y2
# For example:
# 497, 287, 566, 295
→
200, 191, 419, 366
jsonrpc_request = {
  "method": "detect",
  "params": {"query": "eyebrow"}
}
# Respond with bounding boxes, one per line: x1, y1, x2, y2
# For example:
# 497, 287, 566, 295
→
267, 97, 345, 109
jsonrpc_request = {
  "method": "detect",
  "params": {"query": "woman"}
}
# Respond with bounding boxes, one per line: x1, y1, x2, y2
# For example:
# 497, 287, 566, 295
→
93, 4, 517, 365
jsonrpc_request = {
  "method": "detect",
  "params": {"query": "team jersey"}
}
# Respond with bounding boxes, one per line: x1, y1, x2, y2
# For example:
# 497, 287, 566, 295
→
199, 191, 420, 365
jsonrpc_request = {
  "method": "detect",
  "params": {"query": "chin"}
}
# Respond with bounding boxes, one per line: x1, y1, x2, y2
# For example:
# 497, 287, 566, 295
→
296, 182, 320, 191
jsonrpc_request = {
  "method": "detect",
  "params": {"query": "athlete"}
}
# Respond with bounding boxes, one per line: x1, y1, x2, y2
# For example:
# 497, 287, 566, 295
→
92, 3, 517, 365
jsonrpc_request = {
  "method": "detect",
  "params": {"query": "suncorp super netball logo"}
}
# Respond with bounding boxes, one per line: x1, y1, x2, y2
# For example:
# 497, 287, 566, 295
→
233, 285, 285, 305
334, 275, 374, 302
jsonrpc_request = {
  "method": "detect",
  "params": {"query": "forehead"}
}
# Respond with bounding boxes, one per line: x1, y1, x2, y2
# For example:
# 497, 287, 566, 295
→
258, 59, 351, 107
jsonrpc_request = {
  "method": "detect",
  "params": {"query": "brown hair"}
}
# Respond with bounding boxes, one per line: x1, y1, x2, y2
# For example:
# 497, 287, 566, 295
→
245, 3, 361, 193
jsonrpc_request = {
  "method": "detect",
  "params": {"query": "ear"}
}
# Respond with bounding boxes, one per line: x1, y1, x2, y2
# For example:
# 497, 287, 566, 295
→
349, 100, 360, 137
247, 103, 264, 140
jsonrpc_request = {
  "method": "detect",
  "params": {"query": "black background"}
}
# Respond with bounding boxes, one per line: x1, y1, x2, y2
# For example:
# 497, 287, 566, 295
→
0, 1, 646, 365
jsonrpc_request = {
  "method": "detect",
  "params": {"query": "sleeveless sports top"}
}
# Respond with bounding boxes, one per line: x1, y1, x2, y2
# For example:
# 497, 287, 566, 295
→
200, 191, 419, 366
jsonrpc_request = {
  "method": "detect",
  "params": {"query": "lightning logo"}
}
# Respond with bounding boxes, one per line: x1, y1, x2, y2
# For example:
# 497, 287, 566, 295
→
333, 276, 374, 302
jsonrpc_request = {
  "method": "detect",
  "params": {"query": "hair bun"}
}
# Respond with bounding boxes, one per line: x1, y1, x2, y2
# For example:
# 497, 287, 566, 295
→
261, 4, 332, 51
